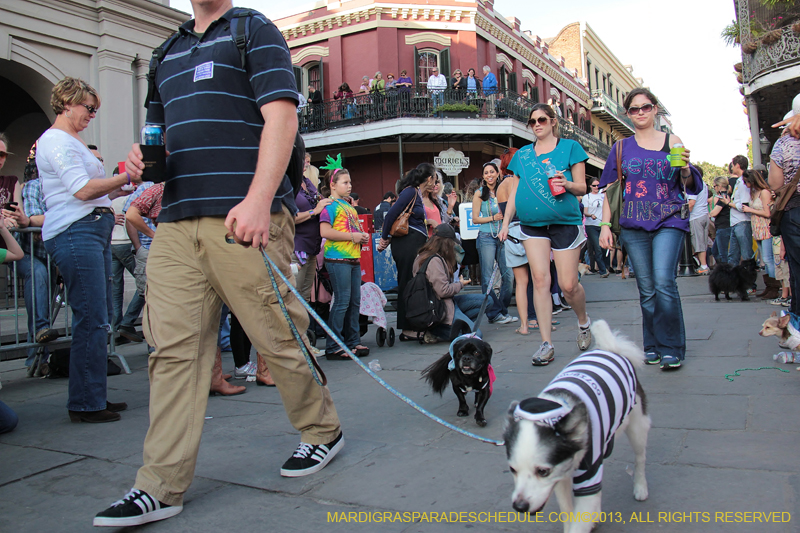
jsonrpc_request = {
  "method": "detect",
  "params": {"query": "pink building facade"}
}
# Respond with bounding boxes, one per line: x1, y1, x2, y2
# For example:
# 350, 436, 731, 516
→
275, 0, 607, 209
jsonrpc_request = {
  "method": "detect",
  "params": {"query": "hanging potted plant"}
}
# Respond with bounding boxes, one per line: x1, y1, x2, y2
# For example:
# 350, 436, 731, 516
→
733, 62, 743, 72
761, 29, 782, 45
742, 40, 758, 54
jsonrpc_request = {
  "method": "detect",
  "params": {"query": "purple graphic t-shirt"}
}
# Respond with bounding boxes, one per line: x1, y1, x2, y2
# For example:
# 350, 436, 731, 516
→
598, 137, 702, 232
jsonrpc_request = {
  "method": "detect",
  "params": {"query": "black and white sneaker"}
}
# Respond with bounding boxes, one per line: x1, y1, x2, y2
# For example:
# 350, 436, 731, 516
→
280, 432, 344, 477
93, 488, 182, 527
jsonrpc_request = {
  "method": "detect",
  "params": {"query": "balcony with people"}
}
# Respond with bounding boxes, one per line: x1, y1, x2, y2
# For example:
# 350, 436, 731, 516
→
299, 87, 610, 164
590, 89, 635, 135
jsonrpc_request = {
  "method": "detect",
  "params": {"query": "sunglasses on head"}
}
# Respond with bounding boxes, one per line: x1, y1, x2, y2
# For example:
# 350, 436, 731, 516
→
627, 103, 654, 115
527, 116, 551, 126
80, 103, 98, 115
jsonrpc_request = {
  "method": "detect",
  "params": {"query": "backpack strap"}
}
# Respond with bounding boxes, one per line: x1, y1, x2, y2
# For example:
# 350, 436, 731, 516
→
230, 9, 254, 70
145, 32, 180, 109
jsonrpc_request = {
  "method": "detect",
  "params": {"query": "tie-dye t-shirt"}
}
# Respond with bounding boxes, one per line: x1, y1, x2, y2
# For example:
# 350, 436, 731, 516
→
320, 199, 362, 261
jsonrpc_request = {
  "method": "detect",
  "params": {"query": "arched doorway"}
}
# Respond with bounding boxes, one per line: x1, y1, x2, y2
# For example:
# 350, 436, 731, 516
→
0, 60, 54, 179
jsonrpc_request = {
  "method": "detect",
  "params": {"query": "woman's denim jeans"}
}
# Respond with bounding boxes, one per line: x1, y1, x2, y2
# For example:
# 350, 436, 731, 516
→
0, 400, 18, 434
44, 212, 114, 412
429, 293, 485, 340
758, 239, 775, 278
477, 232, 513, 318
714, 227, 732, 264
325, 261, 361, 353
621, 227, 687, 360
585, 225, 607, 273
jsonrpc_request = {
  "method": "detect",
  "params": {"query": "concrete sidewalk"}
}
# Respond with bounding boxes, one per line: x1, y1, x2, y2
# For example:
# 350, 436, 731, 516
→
1, 274, 797, 532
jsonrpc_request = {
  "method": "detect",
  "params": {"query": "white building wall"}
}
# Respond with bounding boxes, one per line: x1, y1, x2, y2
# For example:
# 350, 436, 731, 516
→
0, 0, 189, 178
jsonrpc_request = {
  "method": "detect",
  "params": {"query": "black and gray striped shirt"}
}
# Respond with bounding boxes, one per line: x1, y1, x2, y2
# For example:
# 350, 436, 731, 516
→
543, 350, 637, 496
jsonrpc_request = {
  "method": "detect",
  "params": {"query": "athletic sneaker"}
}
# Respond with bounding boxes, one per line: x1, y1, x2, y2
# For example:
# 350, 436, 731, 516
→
644, 352, 660, 365
531, 341, 555, 366
94, 489, 182, 527
280, 432, 344, 477
233, 361, 257, 379
551, 305, 563, 315
491, 314, 515, 325
576, 321, 592, 351
697, 266, 710, 275
660, 355, 682, 370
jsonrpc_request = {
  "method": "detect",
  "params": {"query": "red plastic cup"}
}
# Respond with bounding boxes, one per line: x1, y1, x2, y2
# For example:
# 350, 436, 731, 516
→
548, 178, 566, 196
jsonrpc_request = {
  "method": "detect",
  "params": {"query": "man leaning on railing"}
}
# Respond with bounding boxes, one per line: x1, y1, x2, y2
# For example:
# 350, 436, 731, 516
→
6, 151, 59, 375
427, 67, 448, 117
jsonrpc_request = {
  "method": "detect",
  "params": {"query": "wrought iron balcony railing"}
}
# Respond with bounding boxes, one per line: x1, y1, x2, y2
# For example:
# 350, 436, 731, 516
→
736, 0, 800, 85
300, 89, 610, 162
591, 90, 634, 132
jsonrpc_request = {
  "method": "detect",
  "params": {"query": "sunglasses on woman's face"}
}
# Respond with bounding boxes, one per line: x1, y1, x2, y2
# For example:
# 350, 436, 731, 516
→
627, 103, 654, 115
527, 116, 550, 126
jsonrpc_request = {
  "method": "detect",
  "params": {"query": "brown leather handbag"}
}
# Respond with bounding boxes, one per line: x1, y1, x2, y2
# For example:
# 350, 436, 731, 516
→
389, 188, 417, 237
769, 166, 800, 237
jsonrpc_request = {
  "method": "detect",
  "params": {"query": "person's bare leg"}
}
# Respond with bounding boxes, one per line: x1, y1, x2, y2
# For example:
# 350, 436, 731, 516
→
553, 247, 588, 325
513, 265, 529, 334
524, 239, 554, 344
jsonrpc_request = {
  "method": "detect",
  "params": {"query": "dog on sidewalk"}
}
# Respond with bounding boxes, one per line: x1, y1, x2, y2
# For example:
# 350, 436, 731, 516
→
503, 320, 649, 532
709, 258, 757, 301
421, 335, 494, 427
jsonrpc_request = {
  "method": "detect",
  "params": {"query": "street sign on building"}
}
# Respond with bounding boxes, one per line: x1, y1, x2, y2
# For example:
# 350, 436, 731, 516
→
434, 148, 470, 177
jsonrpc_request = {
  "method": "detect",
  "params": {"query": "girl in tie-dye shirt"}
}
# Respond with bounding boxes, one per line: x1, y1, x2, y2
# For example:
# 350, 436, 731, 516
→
319, 168, 371, 359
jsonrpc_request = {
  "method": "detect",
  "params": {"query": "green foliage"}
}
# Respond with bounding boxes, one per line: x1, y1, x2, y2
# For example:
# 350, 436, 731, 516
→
721, 20, 741, 47
438, 103, 481, 113
696, 161, 729, 185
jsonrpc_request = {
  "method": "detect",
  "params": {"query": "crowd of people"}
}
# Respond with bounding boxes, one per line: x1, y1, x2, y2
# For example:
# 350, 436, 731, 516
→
298, 64, 513, 125
2, 0, 800, 528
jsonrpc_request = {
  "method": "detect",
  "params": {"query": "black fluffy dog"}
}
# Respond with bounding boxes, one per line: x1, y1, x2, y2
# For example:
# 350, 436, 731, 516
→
421, 336, 494, 427
709, 258, 758, 301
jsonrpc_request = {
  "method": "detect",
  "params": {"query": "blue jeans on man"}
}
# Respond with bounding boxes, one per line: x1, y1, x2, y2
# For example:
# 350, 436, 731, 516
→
728, 221, 754, 264
17, 253, 54, 367
111, 243, 144, 331
621, 227, 687, 360
477, 232, 513, 319
780, 208, 800, 315
430, 91, 444, 116
325, 262, 362, 354
44, 212, 114, 412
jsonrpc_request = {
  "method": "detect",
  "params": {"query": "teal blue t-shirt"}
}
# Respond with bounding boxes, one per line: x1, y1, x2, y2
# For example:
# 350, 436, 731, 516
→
507, 139, 589, 227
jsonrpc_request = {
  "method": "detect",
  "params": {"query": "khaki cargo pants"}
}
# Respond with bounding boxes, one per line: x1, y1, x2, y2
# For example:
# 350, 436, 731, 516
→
134, 208, 340, 506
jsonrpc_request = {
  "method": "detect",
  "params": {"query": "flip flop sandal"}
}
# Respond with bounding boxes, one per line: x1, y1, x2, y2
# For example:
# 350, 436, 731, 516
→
514, 327, 530, 335
325, 350, 351, 361
354, 346, 370, 357
399, 333, 421, 342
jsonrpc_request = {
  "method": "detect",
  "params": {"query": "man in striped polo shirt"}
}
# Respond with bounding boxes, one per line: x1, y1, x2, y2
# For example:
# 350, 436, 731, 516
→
94, 0, 342, 527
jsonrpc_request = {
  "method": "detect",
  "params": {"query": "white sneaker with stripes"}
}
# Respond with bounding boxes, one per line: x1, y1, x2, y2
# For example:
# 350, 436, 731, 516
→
280, 432, 344, 477
93, 488, 182, 527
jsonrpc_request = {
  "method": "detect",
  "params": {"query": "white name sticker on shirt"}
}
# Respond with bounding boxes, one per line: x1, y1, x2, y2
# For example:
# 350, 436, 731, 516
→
194, 61, 214, 82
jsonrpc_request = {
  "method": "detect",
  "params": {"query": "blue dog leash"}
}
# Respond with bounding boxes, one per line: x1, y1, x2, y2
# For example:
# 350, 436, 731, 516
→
226, 236, 505, 446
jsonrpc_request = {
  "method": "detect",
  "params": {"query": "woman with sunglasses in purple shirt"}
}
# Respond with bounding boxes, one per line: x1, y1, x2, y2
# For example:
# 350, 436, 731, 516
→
597, 88, 702, 370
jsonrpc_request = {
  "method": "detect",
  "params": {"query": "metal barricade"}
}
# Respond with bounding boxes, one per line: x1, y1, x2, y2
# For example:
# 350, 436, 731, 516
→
0, 227, 131, 374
